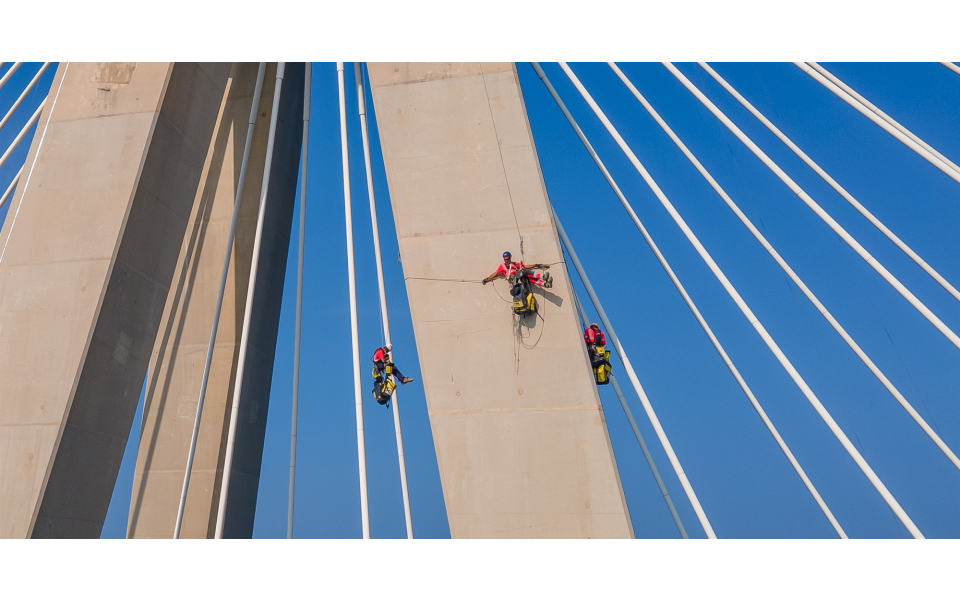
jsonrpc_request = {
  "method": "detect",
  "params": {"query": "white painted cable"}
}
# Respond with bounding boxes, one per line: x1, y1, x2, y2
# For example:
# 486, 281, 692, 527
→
613, 62, 959, 472
564, 61, 923, 538
356, 62, 413, 539
0, 99, 44, 172
174, 64, 266, 540
568, 261, 688, 540
942, 62, 960, 77
607, 63, 857, 536
538, 62, 842, 537
568, 279, 689, 539
0, 62, 21, 92
699, 62, 960, 303
669, 63, 960, 350
805, 62, 960, 177
795, 62, 960, 184
553, 208, 716, 538
0, 65, 66, 267
215, 63, 286, 539
288, 62, 311, 540
609, 371, 689, 538
533, 64, 717, 538
0, 164, 24, 211
0, 63, 50, 133
339, 62, 370, 539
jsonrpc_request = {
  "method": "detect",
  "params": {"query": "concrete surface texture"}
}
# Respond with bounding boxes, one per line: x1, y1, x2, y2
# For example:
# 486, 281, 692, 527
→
368, 62, 633, 538
127, 63, 305, 539
0, 62, 231, 538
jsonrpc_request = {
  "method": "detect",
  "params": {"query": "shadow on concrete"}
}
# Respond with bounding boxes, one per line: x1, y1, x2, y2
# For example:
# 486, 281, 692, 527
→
536, 287, 564, 308
127, 66, 241, 538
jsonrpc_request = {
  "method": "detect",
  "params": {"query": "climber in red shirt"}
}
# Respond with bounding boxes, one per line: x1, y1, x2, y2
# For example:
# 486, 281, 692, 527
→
584, 323, 607, 366
481, 251, 553, 288
372, 344, 414, 385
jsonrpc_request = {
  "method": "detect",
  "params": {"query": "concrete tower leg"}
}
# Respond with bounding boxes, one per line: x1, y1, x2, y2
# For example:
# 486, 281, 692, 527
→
0, 63, 232, 538
127, 63, 305, 539
368, 63, 633, 538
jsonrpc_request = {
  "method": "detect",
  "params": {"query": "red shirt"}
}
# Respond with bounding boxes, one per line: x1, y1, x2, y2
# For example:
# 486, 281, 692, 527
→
372, 347, 387, 363
584, 328, 597, 345
584, 327, 605, 346
496, 261, 526, 279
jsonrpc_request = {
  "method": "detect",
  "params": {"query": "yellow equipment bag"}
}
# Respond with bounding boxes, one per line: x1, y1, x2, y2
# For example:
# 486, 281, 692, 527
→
382, 377, 396, 396
513, 291, 537, 316
593, 348, 612, 385
373, 375, 396, 405
372, 364, 397, 405
372, 363, 395, 378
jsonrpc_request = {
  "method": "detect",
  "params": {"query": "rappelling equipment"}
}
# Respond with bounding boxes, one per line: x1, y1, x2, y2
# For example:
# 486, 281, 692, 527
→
590, 345, 612, 385
585, 324, 611, 384
509, 269, 538, 316
372, 363, 397, 406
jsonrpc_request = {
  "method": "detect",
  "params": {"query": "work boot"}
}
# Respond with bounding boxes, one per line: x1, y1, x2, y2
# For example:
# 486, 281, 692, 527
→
543, 272, 553, 288
401, 377, 414, 384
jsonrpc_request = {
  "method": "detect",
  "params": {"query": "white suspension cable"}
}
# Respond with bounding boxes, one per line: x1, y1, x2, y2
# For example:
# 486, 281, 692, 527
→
0, 63, 50, 134
942, 62, 960, 77
288, 62, 311, 540
0, 65, 66, 267
795, 62, 960, 184
563, 61, 923, 538
175, 65, 266, 539
699, 62, 960, 303
0, 99, 45, 172
613, 63, 960, 473
608, 64, 857, 536
805, 62, 960, 177
668, 63, 960, 351
215, 63, 286, 539
567, 272, 689, 539
537, 62, 843, 538
0, 164, 23, 211
536, 66, 715, 536
0, 62, 21, 92
356, 62, 413, 539
552, 207, 716, 538
610, 371, 689, 538
339, 62, 370, 539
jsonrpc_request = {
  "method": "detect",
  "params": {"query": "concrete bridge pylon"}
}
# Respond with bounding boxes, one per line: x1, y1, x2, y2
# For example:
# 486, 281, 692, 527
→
0, 62, 630, 538
0, 62, 304, 539
368, 62, 633, 538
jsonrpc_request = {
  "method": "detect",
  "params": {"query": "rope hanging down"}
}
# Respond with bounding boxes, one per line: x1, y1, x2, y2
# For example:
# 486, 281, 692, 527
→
480, 73, 524, 260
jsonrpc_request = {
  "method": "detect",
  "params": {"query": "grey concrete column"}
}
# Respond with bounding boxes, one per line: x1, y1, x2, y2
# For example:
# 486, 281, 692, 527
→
0, 62, 232, 538
368, 63, 633, 538
127, 63, 305, 539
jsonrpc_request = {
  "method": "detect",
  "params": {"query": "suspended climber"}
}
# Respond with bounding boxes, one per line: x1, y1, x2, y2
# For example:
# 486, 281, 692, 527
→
584, 323, 612, 385
371, 343, 414, 407
481, 251, 553, 316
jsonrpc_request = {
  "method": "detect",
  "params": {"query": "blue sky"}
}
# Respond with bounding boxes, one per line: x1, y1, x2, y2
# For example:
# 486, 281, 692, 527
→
3, 62, 956, 539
